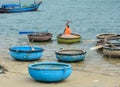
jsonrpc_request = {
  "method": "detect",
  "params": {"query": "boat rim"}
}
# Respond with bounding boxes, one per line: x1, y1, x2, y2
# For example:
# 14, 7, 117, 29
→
55, 49, 86, 55
28, 32, 53, 36
9, 46, 44, 53
103, 45, 120, 50
28, 62, 72, 70
57, 33, 81, 39
96, 33, 118, 39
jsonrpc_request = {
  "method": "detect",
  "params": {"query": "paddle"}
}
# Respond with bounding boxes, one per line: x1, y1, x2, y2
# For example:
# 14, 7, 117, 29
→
19, 31, 36, 34
31, 46, 35, 51
90, 44, 115, 50
90, 34, 120, 50
90, 45, 103, 50
90, 35, 111, 50
18, 31, 35, 51
19, 30, 48, 34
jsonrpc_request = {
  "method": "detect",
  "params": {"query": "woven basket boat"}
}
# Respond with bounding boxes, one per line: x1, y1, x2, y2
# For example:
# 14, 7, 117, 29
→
9, 46, 44, 61
96, 34, 120, 50
55, 49, 86, 62
103, 44, 120, 58
28, 32, 52, 42
57, 33, 81, 44
96, 33, 119, 39
28, 62, 72, 82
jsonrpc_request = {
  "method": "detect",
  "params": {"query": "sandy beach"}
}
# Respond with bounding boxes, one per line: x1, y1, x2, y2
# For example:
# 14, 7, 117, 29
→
0, 54, 120, 87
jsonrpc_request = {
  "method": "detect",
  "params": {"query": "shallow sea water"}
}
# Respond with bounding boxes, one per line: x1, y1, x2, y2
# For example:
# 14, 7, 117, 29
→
0, 0, 120, 76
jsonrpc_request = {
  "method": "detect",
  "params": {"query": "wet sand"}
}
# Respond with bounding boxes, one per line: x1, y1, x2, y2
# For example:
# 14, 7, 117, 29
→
0, 66, 120, 87
0, 55, 120, 87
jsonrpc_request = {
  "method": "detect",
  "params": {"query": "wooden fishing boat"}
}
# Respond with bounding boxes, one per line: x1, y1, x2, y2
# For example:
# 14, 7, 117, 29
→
28, 32, 52, 42
96, 34, 120, 50
107, 39, 120, 45
57, 33, 81, 44
0, 1, 42, 13
96, 33, 118, 39
103, 44, 120, 58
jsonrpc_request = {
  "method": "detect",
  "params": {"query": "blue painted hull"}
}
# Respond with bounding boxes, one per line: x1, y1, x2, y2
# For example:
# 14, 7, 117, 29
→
9, 46, 44, 61
55, 49, 87, 62
28, 62, 72, 82
0, 1, 42, 13
56, 54, 86, 62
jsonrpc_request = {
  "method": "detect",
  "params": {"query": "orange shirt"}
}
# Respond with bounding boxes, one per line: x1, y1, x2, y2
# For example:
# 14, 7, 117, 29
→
64, 26, 72, 35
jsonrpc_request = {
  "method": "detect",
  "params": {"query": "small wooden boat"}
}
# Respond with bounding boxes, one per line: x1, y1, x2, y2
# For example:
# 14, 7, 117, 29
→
96, 33, 118, 39
57, 33, 81, 44
96, 34, 120, 50
55, 49, 86, 62
28, 32, 52, 42
103, 44, 120, 58
0, 1, 42, 13
107, 39, 120, 45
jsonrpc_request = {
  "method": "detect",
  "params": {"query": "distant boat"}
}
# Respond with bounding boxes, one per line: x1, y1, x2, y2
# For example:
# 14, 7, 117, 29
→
0, 0, 42, 13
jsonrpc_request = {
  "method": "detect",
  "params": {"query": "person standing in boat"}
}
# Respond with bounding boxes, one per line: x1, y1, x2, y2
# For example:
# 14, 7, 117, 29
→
64, 21, 72, 35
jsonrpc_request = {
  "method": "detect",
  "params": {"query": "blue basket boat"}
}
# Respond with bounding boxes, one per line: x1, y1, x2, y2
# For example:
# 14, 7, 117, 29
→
28, 62, 72, 82
9, 46, 44, 61
55, 49, 87, 62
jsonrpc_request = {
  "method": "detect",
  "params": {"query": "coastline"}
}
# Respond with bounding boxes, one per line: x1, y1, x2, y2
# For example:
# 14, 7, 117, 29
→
0, 55, 120, 87
0, 67, 120, 87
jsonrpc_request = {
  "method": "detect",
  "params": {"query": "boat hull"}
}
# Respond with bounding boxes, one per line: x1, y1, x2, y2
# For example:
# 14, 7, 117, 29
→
96, 33, 118, 39
57, 34, 81, 44
9, 46, 44, 61
28, 62, 72, 82
0, 1, 42, 13
96, 33, 120, 50
55, 49, 86, 62
28, 32, 52, 42
103, 45, 120, 58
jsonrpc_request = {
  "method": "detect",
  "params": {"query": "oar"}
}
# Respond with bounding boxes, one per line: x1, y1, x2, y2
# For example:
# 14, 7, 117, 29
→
90, 45, 103, 50
31, 46, 35, 51
19, 30, 48, 34
18, 31, 35, 51
19, 31, 36, 34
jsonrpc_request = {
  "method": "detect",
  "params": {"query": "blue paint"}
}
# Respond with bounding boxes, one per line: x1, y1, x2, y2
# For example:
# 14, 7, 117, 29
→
55, 50, 87, 62
9, 46, 44, 61
28, 62, 72, 82
19, 31, 35, 34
